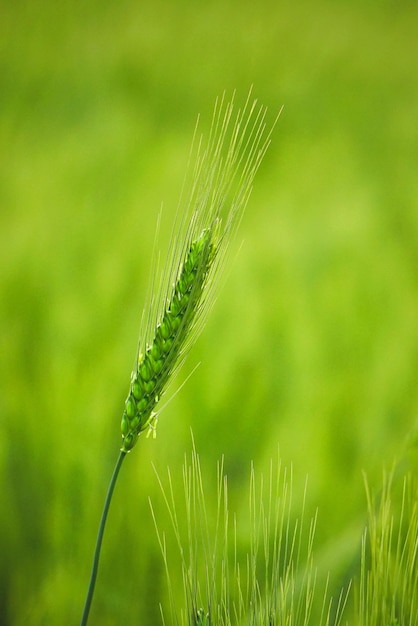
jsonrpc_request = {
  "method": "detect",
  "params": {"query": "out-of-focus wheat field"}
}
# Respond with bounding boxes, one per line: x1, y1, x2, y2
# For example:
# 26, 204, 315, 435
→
1, 1, 417, 624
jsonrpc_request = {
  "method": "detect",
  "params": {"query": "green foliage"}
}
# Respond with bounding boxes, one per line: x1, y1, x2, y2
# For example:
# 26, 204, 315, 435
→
0, 0, 417, 624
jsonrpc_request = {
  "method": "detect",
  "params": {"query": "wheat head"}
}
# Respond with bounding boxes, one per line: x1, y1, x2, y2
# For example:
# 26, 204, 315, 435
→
120, 91, 278, 453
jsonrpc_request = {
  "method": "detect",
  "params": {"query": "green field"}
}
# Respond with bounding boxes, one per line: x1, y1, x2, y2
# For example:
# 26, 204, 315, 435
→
1, 1, 417, 624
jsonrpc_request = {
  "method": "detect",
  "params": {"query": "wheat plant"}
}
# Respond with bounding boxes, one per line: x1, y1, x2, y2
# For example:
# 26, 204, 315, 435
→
151, 444, 350, 626
356, 470, 418, 626
151, 447, 418, 626
79, 92, 277, 626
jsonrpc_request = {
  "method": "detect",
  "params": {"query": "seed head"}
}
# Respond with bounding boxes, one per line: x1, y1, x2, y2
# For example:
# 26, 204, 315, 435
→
121, 91, 278, 452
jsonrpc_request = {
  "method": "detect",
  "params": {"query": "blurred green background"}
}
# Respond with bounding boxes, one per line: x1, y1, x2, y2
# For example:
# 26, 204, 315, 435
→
1, 0, 417, 624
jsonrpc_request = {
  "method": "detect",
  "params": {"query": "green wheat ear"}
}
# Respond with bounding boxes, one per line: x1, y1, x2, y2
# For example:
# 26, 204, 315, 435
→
120, 91, 279, 452
121, 226, 217, 451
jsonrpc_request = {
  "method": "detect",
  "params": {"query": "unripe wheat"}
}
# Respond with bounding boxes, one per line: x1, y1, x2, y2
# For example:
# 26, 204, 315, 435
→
80, 91, 278, 626
120, 91, 278, 452
121, 227, 217, 451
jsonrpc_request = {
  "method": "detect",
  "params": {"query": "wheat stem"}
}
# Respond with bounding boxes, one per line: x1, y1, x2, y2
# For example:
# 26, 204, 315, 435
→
80, 450, 126, 626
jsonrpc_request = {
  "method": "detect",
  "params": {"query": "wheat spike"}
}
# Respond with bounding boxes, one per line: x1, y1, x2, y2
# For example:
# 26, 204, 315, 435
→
120, 91, 278, 452
121, 227, 217, 451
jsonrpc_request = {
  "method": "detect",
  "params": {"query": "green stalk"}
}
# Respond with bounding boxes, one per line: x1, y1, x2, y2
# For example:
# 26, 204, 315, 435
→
78, 93, 276, 624
80, 450, 126, 626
